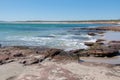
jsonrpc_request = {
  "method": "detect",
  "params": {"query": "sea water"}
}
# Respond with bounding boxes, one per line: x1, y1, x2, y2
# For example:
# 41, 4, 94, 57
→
0, 23, 114, 51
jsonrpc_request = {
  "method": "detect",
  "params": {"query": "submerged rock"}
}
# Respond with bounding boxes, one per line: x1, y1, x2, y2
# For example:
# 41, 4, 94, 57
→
84, 42, 95, 46
96, 39, 106, 43
0, 44, 1, 48
88, 32, 96, 36
97, 31, 106, 34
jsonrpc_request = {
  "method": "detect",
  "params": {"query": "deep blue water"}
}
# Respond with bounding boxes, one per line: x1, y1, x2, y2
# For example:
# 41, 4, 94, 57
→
0, 23, 115, 50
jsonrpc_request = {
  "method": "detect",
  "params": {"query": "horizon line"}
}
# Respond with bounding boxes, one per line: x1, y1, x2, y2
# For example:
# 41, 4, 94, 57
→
0, 19, 120, 22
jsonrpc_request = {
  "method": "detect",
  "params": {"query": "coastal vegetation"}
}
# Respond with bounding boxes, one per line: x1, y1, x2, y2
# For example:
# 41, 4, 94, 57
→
0, 19, 119, 24
17, 19, 120, 22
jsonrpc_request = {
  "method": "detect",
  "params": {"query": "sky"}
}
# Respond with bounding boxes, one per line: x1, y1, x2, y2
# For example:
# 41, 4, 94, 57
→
0, 0, 120, 21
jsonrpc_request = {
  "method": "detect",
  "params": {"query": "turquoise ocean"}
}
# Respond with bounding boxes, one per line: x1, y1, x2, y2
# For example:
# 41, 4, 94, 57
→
0, 23, 115, 51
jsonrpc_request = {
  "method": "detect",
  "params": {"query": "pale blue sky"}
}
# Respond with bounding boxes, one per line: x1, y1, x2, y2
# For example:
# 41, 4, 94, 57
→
0, 0, 120, 21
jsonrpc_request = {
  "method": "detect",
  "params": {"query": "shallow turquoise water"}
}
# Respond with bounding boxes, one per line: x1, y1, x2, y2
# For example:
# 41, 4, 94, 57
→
0, 23, 115, 50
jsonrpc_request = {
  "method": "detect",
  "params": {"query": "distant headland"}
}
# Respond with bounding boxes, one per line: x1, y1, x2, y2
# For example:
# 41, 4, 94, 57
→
0, 19, 120, 24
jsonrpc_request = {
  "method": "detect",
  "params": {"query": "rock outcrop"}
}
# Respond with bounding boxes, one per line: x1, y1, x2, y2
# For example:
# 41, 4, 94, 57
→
0, 54, 10, 65
108, 41, 120, 50
88, 32, 96, 36
0, 40, 119, 66
73, 26, 120, 31
84, 42, 95, 46
82, 42, 119, 57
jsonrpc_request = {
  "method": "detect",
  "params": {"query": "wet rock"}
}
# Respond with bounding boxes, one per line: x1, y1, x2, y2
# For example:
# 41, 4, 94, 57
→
79, 51, 90, 57
37, 35, 55, 38
109, 40, 120, 43
5, 59, 15, 63
0, 54, 10, 65
96, 42, 104, 45
108, 44, 120, 50
80, 44, 119, 57
12, 46, 30, 49
87, 49, 118, 57
73, 26, 120, 32
41, 49, 63, 60
95, 40, 105, 45
88, 32, 96, 36
96, 39, 106, 43
69, 49, 84, 54
0, 44, 1, 48
6, 76, 16, 80
84, 42, 95, 46
39, 48, 80, 61
97, 31, 105, 34
19, 57, 39, 65
97, 26, 120, 31
12, 52, 23, 57
108, 41, 120, 50
53, 51, 78, 61
68, 49, 85, 61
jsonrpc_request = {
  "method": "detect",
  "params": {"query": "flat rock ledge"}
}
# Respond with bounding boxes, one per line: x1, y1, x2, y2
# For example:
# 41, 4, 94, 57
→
0, 42, 119, 66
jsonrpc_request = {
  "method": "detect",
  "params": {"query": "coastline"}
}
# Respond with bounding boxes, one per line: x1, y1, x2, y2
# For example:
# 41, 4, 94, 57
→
0, 25, 120, 80
0, 20, 120, 24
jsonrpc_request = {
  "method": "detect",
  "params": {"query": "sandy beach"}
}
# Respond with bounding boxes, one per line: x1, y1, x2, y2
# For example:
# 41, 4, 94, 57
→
1, 61, 120, 80
0, 62, 25, 80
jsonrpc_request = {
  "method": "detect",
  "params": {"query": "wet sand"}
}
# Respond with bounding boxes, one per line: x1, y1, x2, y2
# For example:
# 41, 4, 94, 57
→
103, 31, 120, 41
80, 56, 120, 64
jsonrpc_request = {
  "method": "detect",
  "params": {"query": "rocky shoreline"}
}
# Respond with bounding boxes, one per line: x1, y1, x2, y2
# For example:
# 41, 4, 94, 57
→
0, 26, 120, 80
0, 41, 119, 66
73, 26, 120, 31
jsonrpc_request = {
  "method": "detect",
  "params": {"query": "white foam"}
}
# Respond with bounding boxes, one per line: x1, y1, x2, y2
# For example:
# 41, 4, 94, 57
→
5, 34, 94, 50
84, 39, 97, 43
80, 34, 92, 38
